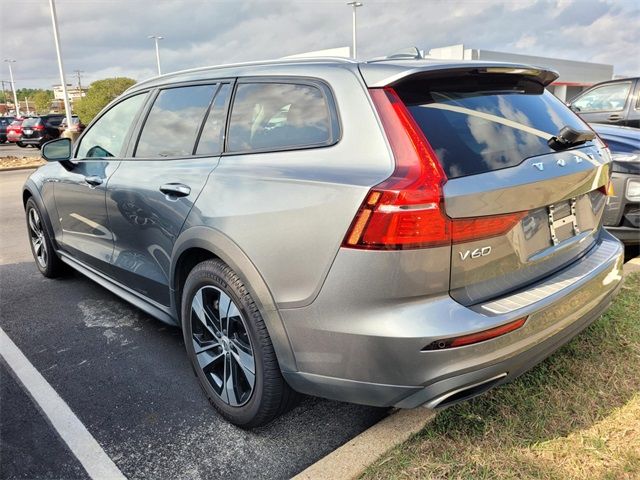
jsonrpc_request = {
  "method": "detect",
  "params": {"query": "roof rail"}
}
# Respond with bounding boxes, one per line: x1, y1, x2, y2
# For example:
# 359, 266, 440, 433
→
131, 56, 357, 90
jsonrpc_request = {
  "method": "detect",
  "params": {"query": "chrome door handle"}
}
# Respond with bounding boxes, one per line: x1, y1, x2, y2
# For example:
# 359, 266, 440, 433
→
608, 114, 623, 121
160, 183, 191, 198
84, 175, 103, 187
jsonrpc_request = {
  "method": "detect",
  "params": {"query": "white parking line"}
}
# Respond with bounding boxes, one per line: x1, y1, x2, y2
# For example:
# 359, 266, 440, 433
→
0, 327, 126, 480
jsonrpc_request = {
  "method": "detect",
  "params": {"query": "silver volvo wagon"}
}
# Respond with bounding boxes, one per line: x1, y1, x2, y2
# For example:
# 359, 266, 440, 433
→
24, 58, 624, 427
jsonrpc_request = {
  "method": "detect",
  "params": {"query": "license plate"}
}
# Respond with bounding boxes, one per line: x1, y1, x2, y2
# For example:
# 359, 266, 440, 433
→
547, 198, 580, 245
23, 129, 32, 135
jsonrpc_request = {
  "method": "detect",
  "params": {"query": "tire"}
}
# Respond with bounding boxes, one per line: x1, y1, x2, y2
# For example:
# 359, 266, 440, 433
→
181, 259, 298, 428
17, 142, 26, 148
25, 198, 65, 278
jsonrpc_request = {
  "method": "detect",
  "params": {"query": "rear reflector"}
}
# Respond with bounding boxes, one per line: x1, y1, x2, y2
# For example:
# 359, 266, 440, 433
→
423, 316, 528, 350
451, 211, 527, 244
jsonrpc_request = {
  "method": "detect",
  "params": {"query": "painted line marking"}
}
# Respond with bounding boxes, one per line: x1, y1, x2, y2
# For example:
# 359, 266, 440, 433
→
0, 327, 126, 480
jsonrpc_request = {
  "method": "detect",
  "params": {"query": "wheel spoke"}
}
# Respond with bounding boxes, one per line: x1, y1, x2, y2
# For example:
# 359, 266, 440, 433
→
218, 292, 231, 332
192, 290, 220, 337
225, 355, 241, 406
28, 210, 39, 233
33, 237, 42, 254
229, 344, 255, 387
196, 348, 224, 371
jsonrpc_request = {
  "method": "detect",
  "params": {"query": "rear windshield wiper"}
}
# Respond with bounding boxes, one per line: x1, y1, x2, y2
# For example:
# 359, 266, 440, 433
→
547, 126, 595, 151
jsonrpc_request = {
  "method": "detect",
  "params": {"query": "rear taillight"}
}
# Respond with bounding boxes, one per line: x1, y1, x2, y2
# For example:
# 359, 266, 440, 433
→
343, 87, 449, 249
343, 88, 526, 250
33, 124, 45, 131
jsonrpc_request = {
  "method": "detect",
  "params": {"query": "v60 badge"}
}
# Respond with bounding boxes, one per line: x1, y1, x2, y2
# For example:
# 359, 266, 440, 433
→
459, 246, 492, 260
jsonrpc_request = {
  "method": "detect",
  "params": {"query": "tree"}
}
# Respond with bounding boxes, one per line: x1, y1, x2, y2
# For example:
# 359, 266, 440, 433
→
74, 77, 136, 124
32, 90, 54, 114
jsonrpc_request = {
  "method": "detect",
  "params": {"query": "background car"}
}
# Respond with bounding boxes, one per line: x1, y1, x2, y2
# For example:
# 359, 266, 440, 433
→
6, 117, 26, 144
593, 123, 640, 251
19, 114, 65, 148
0, 116, 15, 143
58, 115, 86, 134
568, 77, 640, 128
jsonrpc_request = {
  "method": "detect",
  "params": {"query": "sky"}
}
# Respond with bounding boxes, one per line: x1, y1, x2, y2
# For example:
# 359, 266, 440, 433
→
1, 0, 638, 90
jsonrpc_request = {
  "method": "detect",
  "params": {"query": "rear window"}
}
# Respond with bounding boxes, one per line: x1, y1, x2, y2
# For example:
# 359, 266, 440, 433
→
22, 118, 41, 127
227, 82, 335, 153
396, 75, 592, 178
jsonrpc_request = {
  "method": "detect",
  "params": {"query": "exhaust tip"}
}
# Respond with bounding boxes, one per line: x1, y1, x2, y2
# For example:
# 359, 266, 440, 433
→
425, 372, 508, 409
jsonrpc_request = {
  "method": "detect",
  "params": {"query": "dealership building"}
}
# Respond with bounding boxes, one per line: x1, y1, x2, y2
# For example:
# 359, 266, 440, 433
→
424, 44, 614, 102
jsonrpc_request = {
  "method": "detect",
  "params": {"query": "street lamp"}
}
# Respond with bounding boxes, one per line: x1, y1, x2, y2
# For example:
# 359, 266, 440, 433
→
48, 0, 73, 135
346, 2, 363, 59
148, 35, 164, 75
3, 59, 20, 117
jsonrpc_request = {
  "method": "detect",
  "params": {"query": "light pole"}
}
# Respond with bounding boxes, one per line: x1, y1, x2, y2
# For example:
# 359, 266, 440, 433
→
148, 35, 164, 75
48, 0, 73, 134
346, 2, 363, 59
3, 59, 20, 117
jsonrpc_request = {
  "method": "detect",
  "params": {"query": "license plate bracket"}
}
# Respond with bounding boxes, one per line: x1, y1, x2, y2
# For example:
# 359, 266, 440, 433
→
548, 198, 580, 246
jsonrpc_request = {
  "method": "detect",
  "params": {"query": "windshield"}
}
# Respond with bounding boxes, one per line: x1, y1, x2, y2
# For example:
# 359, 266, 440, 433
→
398, 77, 592, 178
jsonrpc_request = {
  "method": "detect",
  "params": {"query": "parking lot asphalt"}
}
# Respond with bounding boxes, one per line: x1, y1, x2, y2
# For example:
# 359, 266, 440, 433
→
0, 142, 41, 158
0, 169, 388, 479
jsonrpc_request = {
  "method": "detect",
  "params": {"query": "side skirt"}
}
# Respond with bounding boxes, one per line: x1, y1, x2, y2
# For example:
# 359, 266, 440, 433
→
58, 251, 178, 326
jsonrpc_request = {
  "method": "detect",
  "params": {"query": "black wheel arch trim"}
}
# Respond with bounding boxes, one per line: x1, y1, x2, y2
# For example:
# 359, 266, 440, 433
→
22, 181, 60, 252
171, 226, 298, 373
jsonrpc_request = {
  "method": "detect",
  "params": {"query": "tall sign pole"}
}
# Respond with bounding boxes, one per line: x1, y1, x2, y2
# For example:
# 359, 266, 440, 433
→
48, 0, 73, 130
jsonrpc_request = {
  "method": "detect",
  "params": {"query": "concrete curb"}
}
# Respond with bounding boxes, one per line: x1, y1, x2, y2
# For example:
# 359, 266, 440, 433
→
293, 408, 434, 480
0, 165, 41, 172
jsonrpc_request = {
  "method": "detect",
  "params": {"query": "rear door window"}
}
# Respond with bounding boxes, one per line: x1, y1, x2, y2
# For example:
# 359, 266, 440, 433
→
227, 82, 335, 153
397, 76, 592, 178
136, 84, 217, 158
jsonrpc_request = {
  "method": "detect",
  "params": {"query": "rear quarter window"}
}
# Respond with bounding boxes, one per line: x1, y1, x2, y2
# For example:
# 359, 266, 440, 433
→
227, 82, 337, 153
397, 76, 592, 178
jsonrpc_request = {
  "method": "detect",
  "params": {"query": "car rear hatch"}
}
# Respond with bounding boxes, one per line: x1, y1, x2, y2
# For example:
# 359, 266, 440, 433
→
20, 118, 43, 139
358, 62, 612, 305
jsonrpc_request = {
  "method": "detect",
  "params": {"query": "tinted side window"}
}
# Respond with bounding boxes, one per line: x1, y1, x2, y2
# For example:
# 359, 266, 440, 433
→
227, 83, 332, 152
572, 83, 631, 112
77, 93, 147, 158
196, 84, 231, 155
136, 85, 216, 157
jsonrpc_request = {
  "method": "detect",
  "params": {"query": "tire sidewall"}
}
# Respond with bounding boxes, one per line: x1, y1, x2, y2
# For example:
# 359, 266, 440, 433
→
181, 262, 267, 426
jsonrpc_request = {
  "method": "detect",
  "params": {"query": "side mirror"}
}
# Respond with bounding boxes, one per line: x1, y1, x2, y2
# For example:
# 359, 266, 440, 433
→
42, 137, 72, 162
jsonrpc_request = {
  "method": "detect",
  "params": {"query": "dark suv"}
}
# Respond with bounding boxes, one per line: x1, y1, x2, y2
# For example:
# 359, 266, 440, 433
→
568, 77, 640, 128
19, 114, 65, 148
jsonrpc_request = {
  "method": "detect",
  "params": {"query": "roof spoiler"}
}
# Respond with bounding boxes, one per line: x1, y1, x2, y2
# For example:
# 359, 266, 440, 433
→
360, 62, 559, 88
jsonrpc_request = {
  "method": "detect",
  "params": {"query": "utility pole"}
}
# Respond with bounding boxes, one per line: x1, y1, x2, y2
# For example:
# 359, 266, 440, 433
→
148, 35, 164, 75
346, 2, 363, 59
25, 97, 31, 115
3, 59, 20, 116
72, 69, 84, 91
48, 0, 73, 133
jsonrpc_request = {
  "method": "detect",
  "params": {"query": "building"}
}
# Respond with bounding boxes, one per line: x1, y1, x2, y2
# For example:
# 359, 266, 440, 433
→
53, 84, 86, 102
424, 44, 614, 101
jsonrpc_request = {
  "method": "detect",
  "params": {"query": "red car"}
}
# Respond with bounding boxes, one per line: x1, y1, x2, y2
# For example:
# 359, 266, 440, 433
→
6, 118, 25, 144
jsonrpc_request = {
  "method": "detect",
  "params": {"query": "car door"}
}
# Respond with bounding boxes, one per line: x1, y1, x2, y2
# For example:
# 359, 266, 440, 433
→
106, 82, 232, 306
570, 81, 633, 125
53, 92, 148, 273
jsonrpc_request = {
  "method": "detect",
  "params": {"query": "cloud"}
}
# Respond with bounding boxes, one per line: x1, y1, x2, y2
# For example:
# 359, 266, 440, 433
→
0, 0, 638, 89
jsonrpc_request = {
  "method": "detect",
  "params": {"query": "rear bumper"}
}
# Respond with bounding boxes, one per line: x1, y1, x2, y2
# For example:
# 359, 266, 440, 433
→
19, 138, 43, 146
281, 231, 624, 408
